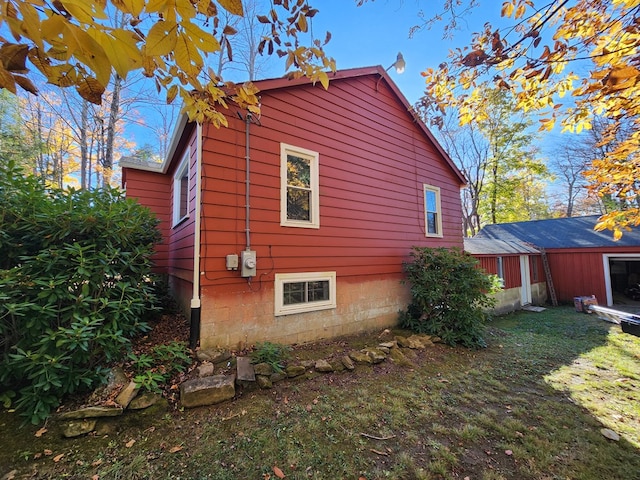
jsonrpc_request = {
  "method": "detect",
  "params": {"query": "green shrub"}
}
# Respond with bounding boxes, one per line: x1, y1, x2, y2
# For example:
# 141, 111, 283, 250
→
0, 161, 162, 423
250, 341, 291, 373
128, 341, 193, 394
399, 247, 501, 349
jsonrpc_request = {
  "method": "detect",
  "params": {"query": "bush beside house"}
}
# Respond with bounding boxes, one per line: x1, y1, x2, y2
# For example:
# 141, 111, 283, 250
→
0, 162, 162, 424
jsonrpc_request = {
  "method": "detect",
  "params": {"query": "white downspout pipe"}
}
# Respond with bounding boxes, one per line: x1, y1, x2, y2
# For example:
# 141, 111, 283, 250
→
189, 122, 203, 348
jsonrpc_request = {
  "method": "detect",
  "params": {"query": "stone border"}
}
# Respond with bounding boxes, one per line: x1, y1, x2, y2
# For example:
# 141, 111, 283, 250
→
57, 333, 440, 437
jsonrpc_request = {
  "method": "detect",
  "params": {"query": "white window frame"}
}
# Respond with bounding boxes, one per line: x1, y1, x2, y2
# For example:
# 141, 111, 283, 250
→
423, 184, 443, 237
274, 272, 336, 316
496, 256, 505, 288
280, 143, 320, 229
172, 150, 190, 227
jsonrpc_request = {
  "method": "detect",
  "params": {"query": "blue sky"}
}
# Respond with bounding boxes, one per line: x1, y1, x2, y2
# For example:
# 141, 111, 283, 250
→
219, 1, 501, 104
131, 1, 504, 152
306, 1, 499, 104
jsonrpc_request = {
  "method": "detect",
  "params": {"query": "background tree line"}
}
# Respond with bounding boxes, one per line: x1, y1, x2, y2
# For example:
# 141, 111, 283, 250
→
1, 0, 638, 236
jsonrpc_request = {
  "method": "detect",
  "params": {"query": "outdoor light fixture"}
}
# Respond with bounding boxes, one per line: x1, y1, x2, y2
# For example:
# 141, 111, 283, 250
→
376, 52, 405, 91
387, 52, 405, 74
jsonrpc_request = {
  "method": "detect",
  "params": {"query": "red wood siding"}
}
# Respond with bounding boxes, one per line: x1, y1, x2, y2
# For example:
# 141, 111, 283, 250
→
198, 74, 463, 290
473, 255, 522, 289
123, 169, 171, 270
167, 131, 198, 282
122, 128, 198, 281
545, 247, 640, 304
547, 250, 605, 303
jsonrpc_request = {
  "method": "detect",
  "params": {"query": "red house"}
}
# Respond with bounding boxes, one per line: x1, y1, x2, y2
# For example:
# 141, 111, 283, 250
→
121, 66, 466, 349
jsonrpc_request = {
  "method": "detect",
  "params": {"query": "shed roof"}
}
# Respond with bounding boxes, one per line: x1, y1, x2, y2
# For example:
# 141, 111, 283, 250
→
475, 215, 640, 249
464, 238, 540, 255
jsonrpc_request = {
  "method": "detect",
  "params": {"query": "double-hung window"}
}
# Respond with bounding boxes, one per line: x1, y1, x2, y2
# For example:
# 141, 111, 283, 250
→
281, 143, 319, 228
275, 272, 336, 316
172, 151, 190, 226
423, 184, 442, 237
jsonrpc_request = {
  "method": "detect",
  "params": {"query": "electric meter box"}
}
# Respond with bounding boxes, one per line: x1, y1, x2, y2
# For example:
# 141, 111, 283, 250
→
241, 250, 257, 277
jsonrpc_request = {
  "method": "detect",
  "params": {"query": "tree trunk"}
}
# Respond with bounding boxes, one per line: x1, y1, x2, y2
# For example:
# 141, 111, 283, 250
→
80, 101, 89, 189
103, 74, 122, 187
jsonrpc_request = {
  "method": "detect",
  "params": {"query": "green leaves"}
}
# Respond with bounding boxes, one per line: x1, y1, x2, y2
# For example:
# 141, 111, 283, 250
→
0, 162, 161, 424
400, 247, 499, 349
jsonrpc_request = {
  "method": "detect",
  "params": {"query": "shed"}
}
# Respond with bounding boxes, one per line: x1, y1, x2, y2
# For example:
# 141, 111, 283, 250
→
475, 216, 640, 306
464, 238, 546, 314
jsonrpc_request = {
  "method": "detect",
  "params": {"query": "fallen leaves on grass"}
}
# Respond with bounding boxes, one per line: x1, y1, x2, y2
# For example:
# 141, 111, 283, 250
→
169, 445, 183, 453
125, 439, 136, 448
35, 427, 47, 437
273, 466, 285, 478
53, 453, 64, 463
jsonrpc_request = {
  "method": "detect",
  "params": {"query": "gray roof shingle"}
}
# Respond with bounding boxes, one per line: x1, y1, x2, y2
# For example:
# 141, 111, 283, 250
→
464, 238, 540, 255
474, 215, 640, 249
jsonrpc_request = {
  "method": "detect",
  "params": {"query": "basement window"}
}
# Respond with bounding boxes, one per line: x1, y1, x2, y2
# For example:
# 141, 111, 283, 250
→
281, 143, 320, 228
275, 272, 336, 316
172, 151, 190, 226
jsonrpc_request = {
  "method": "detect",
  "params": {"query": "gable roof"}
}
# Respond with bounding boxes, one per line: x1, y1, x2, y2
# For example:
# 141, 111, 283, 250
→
475, 215, 640, 249
464, 238, 540, 255
251, 66, 466, 185
122, 66, 466, 185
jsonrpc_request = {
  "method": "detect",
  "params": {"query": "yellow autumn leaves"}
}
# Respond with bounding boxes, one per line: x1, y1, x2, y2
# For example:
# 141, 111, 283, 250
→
423, 0, 640, 236
0, 0, 332, 124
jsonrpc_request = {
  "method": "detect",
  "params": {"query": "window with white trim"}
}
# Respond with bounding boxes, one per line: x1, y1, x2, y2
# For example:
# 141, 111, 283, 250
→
275, 272, 336, 316
281, 143, 319, 228
172, 151, 190, 226
424, 184, 443, 237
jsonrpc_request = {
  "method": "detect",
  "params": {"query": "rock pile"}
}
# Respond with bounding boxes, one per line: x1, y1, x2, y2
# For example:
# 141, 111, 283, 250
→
180, 333, 440, 407
57, 333, 440, 437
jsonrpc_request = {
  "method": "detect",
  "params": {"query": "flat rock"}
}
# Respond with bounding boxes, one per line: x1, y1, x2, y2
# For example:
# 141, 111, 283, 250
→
197, 349, 231, 364
236, 357, 256, 381
181, 375, 236, 408
63, 419, 97, 438
363, 348, 387, 364
396, 334, 433, 349
349, 351, 373, 364
253, 362, 273, 376
115, 381, 139, 408
601, 428, 620, 441
128, 392, 164, 410
285, 365, 306, 378
379, 341, 397, 349
315, 359, 334, 372
256, 375, 273, 389
197, 362, 215, 377
59, 406, 124, 419
341, 355, 355, 371
389, 346, 414, 367
270, 372, 286, 383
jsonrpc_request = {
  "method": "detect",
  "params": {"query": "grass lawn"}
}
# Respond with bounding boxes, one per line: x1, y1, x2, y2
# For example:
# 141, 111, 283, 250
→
1, 306, 639, 479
